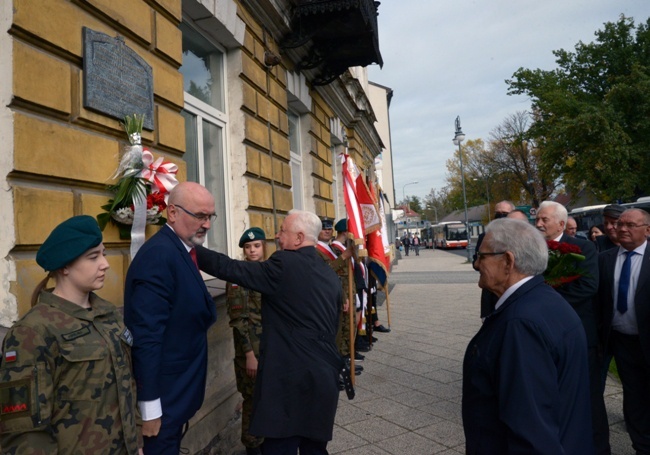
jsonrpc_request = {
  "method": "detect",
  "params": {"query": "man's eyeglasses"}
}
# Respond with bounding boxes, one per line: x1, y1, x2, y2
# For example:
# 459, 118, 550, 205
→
476, 251, 506, 259
494, 212, 510, 219
617, 222, 648, 230
173, 204, 217, 223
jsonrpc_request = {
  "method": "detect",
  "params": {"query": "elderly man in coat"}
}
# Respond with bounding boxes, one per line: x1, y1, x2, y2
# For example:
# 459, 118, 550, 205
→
197, 210, 343, 455
463, 218, 594, 454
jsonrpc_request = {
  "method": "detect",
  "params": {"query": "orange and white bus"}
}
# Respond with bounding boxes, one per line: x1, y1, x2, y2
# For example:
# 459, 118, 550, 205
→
431, 221, 469, 249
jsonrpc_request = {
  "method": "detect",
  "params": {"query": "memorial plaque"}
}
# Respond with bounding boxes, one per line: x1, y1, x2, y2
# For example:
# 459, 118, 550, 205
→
83, 28, 154, 130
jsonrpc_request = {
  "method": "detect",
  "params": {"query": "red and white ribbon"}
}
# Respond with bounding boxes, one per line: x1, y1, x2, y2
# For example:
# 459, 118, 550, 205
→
139, 150, 178, 195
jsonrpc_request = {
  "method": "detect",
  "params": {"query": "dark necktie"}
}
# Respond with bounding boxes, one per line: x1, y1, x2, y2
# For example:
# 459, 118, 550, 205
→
189, 247, 199, 270
617, 251, 637, 314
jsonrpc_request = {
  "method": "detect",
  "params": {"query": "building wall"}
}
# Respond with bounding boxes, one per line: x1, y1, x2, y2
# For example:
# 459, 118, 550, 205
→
1, 0, 389, 451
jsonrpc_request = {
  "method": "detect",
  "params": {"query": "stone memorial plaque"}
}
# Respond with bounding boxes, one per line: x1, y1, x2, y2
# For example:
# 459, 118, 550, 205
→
83, 27, 154, 130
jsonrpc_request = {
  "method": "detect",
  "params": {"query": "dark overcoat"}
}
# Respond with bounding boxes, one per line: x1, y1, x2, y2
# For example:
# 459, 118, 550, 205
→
196, 245, 343, 442
124, 225, 217, 427
462, 275, 594, 454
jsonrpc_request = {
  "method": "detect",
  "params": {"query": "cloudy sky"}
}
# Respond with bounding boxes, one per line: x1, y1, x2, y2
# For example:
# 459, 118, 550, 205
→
368, 0, 648, 204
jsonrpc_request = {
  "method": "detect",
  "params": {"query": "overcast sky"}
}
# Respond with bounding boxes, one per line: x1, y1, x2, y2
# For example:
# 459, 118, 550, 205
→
368, 0, 648, 204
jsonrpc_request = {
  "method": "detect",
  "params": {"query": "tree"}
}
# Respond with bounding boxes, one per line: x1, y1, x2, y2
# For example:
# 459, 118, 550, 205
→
507, 15, 650, 202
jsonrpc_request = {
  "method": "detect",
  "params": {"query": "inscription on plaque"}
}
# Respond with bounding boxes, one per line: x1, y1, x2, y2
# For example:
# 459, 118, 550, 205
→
83, 27, 154, 130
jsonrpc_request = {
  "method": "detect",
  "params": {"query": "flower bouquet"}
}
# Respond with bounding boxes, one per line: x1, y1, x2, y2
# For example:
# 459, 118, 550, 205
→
97, 114, 178, 241
544, 240, 586, 288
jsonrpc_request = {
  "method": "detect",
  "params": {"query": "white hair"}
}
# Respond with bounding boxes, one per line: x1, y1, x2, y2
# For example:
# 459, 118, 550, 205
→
538, 201, 568, 224
486, 218, 548, 276
288, 209, 321, 242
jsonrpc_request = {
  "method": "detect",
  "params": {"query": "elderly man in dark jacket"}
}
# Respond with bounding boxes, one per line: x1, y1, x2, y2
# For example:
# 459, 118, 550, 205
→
197, 210, 342, 455
463, 218, 593, 454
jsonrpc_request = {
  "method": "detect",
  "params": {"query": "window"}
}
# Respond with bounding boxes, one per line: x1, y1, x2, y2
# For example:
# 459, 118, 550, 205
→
180, 22, 229, 253
288, 111, 303, 210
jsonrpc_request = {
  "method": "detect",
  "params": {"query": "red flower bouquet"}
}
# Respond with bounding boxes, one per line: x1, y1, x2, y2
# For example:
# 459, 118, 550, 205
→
544, 240, 586, 288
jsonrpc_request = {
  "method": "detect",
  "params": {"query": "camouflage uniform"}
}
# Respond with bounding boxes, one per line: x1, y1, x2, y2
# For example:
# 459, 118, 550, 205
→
226, 283, 263, 450
0, 291, 140, 454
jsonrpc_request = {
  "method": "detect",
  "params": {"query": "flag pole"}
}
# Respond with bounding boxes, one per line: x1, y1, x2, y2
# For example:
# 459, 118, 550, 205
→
347, 252, 356, 386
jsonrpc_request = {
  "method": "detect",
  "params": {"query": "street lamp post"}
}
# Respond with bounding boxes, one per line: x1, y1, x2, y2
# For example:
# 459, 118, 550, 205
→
402, 181, 418, 236
453, 116, 471, 262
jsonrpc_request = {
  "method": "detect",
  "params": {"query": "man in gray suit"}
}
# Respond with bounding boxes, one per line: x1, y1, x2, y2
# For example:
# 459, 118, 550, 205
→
596, 208, 650, 454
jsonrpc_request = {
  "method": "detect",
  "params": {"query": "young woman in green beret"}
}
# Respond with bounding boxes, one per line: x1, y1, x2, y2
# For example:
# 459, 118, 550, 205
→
0, 215, 142, 454
227, 227, 266, 455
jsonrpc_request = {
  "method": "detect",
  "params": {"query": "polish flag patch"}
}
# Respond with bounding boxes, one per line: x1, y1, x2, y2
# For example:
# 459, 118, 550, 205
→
4, 351, 17, 363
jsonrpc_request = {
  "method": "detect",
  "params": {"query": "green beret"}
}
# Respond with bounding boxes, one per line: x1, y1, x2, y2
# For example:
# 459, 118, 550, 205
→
335, 219, 348, 233
36, 216, 103, 272
239, 227, 266, 248
321, 217, 334, 229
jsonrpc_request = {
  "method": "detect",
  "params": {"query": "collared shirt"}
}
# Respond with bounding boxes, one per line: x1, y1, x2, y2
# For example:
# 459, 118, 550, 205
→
494, 276, 535, 311
612, 240, 647, 335
553, 233, 563, 242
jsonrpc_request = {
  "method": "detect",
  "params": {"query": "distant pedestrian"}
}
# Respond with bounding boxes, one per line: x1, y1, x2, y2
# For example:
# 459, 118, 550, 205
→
403, 235, 411, 256
463, 218, 593, 454
412, 234, 421, 255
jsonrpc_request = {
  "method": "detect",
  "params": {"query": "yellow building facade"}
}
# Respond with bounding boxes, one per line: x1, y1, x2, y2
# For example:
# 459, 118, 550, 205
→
1, 0, 384, 450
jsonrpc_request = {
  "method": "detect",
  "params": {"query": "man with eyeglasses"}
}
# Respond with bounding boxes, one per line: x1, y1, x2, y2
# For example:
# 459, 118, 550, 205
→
124, 182, 218, 454
596, 208, 650, 454
536, 200, 609, 454
472, 200, 515, 319
463, 218, 593, 454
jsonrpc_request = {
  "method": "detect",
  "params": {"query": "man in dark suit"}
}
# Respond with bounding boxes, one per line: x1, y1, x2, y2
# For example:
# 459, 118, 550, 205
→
596, 208, 650, 453
196, 210, 343, 455
536, 200, 608, 454
463, 218, 593, 454
124, 182, 218, 454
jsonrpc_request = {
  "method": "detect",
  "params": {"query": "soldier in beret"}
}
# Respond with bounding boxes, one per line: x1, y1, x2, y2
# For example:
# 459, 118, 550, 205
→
228, 227, 266, 455
0, 215, 141, 454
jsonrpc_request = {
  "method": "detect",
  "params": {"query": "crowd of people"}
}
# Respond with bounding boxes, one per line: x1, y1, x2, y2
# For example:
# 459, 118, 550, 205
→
2, 180, 649, 455
464, 199, 650, 455
0, 181, 391, 455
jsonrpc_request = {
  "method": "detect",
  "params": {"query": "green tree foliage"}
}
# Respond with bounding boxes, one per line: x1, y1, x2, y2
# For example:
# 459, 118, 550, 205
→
507, 15, 650, 201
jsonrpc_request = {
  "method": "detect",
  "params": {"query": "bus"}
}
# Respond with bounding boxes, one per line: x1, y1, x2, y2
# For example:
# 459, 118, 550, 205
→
431, 221, 469, 249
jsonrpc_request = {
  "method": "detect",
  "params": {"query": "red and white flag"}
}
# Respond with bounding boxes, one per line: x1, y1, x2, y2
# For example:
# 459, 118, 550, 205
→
341, 154, 365, 246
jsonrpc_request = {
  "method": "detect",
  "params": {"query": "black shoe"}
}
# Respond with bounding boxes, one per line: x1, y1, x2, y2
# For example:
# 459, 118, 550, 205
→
355, 341, 371, 352
371, 336, 378, 343
354, 352, 365, 361
374, 324, 391, 333
354, 364, 364, 373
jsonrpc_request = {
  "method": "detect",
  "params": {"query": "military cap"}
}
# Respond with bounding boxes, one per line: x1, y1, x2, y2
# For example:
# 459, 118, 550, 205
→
239, 227, 266, 248
335, 219, 348, 233
36, 215, 103, 271
321, 217, 334, 230
603, 204, 625, 219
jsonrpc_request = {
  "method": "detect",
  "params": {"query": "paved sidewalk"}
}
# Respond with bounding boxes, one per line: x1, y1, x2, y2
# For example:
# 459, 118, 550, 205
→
328, 248, 634, 455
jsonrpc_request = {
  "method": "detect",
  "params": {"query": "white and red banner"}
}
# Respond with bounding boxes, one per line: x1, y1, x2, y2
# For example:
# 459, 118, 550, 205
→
341, 154, 365, 246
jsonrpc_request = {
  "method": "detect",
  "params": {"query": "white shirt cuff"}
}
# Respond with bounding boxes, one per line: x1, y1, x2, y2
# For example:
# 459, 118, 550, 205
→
138, 399, 163, 421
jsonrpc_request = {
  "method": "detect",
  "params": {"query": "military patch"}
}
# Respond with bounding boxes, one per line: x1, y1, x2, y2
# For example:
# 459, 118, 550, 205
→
120, 328, 133, 346
61, 325, 91, 341
4, 351, 17, 363
0, 378, 31, 420
248, 231, 255, 240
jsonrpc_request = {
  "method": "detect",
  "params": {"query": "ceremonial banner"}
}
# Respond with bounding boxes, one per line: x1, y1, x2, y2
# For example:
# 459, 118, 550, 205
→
366, 181, 390, 287
355, 175, 381, 234
341, 154, 365, 245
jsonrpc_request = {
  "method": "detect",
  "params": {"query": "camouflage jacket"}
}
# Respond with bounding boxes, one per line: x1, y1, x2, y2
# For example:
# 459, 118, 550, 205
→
226, 283, 262, 364
0, 291, 140, 454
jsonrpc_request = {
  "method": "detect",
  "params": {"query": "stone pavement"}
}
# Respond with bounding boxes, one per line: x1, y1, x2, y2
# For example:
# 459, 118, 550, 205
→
327, 248, 635, 455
